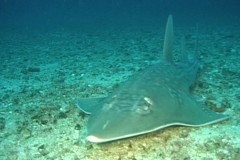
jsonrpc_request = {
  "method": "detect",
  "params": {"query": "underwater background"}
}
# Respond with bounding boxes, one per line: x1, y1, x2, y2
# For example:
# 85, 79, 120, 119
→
0, 0, 240, 159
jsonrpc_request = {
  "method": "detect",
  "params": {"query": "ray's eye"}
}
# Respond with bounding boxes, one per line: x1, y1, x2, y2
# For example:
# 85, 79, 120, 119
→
135, 97, 153, 115
144, 97, 153, 105
136, 104, 151, 115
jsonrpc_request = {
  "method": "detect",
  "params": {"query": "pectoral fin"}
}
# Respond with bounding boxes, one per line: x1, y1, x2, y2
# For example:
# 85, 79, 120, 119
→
76, 97, 106, 114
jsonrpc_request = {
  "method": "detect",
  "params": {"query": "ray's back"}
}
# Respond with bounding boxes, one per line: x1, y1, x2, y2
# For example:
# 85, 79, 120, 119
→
111, 58, 199, 98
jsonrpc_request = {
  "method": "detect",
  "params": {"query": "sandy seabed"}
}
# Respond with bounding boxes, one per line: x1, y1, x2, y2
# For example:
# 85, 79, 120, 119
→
0, 24, 239, 160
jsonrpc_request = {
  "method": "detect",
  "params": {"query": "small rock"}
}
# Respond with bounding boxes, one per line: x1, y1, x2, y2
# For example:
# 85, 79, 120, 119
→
58, 112, 67, 119
28, 67, 40, 72
22, 128, 32, 139
74, 124, 81, 130
38, 144, 49, 156
0, 117, 5, 131
180, 130, 189, 138
216, 151, 227, 160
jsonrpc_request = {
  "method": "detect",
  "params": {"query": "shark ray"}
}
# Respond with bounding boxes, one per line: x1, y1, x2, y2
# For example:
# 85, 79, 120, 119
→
76, 15, 228, 143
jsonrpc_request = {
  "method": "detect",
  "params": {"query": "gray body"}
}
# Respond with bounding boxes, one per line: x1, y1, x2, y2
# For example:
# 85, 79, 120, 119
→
77, 15, 228, 143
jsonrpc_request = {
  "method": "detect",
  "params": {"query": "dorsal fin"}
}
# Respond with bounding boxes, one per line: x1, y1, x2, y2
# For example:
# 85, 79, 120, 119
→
163, 15, 174, 63
194, 24, 199, 60
180, 36, 188, 63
